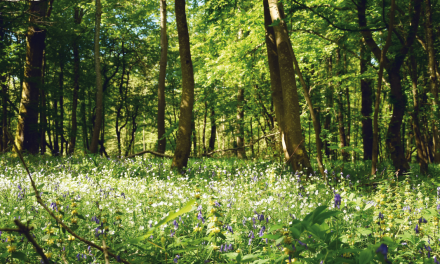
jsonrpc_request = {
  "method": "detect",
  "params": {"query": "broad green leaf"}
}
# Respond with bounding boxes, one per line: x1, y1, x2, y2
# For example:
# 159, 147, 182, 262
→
268, 224, 283, 232
356, 227, 372, 236
11, 252, 27, 261
359, 248, 373, 264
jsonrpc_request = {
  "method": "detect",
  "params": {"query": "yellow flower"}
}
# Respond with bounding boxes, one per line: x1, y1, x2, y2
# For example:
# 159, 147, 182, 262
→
284, 236, 293, 244
211, 243, 220, 250
283, 247, 293, 255
194, 193, 201, 199
286, 258, 297, 263
209, 216, 218, 223
71, 202, 77, 207
209, 200, 215, 206
46, 228, 55, 234
67, 235, 75, 241
210, 208, 217, 214
6, 245, 16, 253
71, 209, 78, 215
71, 218, 78, 224
263, 247, 267, 252
236, 248, 241, 253
57, 239, 63, 243
161, 237, 166, 244
7, 236, 14, 242
45, 252, 53, 259
211, 227, 221, 234
47, 239, 54, 245
115, 216, 121, 221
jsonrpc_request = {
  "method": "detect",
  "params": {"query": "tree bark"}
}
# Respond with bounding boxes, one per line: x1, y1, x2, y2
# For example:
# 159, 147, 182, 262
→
171, 0, 195, 170
89, 0, 103, 154
39, 49, 46, 155
424, 0, 440, 163
360, 41, 373, 160
157, 0, 167, 154
59, 58, 65, 156
324, 57, 334, 159
263, 0, 289, 161
268, 0, 311, 173
202, 101, 207, 154
68, 8, 84, 155
15, 0, 48, 154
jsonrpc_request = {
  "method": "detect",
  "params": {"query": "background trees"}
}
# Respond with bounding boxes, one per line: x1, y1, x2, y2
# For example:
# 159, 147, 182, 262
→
0, 0, 439, 175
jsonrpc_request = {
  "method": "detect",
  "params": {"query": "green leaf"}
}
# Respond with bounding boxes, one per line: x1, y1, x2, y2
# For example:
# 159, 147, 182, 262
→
242, 254, 258, 261
261, 234, 281, 240
356, 227, 372, 236
359, 248, 373, 264
268, 224, 283, 232
289, 226, 301, 239
268, 18, 281, 27
127, 199, 196, 244
11, 252, 27, 261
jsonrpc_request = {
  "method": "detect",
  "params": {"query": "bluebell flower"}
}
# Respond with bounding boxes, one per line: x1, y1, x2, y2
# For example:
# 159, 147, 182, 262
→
334, 194, 341, 209
173, 255, 180, 263
173, 220, 179, 229
435, 256, 439, 264
415, 224, 419, 234
248, 238, 252, 245
297, 240, 307, 249
376, 243, 388, 259
259, 226, 265, 237
418, 217, 427, 224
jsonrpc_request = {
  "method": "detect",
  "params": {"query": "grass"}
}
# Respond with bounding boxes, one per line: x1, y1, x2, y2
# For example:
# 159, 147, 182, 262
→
0, 154, 440, 263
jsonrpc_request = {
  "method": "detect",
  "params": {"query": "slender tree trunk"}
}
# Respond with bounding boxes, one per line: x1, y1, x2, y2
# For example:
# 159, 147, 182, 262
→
344, 53, 351, 147
59, 59, 64, 156
80, 86, 88, 152
116, 48, 126, 157
89, 0, 103, 154
53, 90, 59, 155
209, 108, 216, 151
360, 41, 373, 160
203, 101, 207, 154
15, 0, 48, 154
39, 50, 46, 155
124, 106, 139, 157
425, 0, 440, 163
236, 88, 247, 159
324, 57, 333, 158
409, 55, 429, 173
263, 0, 289, 161
268, 0, 311, 173
1, 75, 7, 152
335, 49, 348, 161
191, 119, 197, 156
171, 0, 195, 169
68, 8, 83, 155
157, 0, 168, 154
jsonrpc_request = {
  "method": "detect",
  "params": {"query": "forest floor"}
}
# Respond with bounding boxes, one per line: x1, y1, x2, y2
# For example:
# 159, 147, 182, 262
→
0, 155, 440, 263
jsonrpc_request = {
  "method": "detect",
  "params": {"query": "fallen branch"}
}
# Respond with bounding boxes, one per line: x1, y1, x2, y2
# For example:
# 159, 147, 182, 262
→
204, 132, 280, 156
5, 130, 131, 264
126, 150, 173, 159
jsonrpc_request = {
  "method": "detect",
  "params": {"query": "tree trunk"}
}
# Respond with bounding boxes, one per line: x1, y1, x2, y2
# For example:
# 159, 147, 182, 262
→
360, 41, 373, 160
335, 49, 348, 161
116, 48, 127, 157
53, 91, 59, 155
209, 108, 216, 151
81, 87, 88, 152
59, 59, 65, 156
157, 0, 167, 154
203, 101, 207, 154
236, 88, 247, 159
268, 0, 311, 173
171, 0, 195, 170
15, 0, 48, 154
89, 0, 103, 154
124, 106, 139, 157
68, 8, 84, 155
263, 0, 289, 161
324, 57, 334, 159
39, 50, 47, 155
409, 55, 429, 174
425, 0, 440, 163
191, 119, 197, 156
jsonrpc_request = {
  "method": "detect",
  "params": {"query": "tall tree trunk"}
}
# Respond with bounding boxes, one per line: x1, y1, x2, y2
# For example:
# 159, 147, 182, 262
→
268, 0, 311, 173
39, 49, 46, 155
0, 11, 5, 152
209, 108, 216, 151
68, 8, 84, 155
236, 88, 247, 159
409, 55, 429, 174
191, 119, 197, 156
324, 57, 334, 158
124, 106, 139, 157
171, 0, 195, 169
202, 101, 207, 154
360, 41, 373, 160
59, 59, 64, 156
89, 0, 103, 154
81, 86, 88, 152
335, 49, 348, 161
15, 0, 48, 154
157, 0, 168, 154
344, 53, 351, 147
116, 48, 127, 157
425, 0, 440, 163
53, 91, 59, 155
263, 0, 289, 161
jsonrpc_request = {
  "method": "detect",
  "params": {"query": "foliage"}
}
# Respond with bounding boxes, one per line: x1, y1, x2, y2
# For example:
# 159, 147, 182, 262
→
1, 155, 440, 263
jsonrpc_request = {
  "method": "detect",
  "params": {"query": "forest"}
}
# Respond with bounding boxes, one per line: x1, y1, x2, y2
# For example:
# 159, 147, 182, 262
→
0, 0, 440, 263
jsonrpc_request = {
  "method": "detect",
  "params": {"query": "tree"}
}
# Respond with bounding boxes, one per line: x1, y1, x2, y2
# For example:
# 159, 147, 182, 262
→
157, 0, 168, 154
171, 0, 195, 170
89, 0, 103, 154
14, 0, 50, 154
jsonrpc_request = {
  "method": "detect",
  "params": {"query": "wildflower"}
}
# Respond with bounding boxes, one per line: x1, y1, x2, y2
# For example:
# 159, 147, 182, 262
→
211, 243, 220, 250
211, 227, 220, 234
376, 243, 388, 260
297, 240, 307, 249
45, 252, 53, 259
71, 217, 78, 224
6, 245, 16, 252
334, 194, 341, 209
415, 224, 419, 234
71, 209, 78, 215
419, 217, 427, 224
435, 256, 439, 264
259, 226, 266, 237
68, 235, 75, 241
173, 220, 179, 229
47, 239, 54, 245
173, 255, 180, 263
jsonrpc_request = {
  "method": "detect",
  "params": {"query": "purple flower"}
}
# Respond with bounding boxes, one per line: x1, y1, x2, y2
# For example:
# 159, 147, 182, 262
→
248, 238, 252, 245
334, 194, 341, 209
418, 217, 427, 224
249, 231, 255, 239
298, 240, 307, 249
259, 226, 266, 237
376, 243, 388, 259
435, 256, 439, 264
173, 255, 180, 263
173, 220, 179, 229
415, 224, 419, 234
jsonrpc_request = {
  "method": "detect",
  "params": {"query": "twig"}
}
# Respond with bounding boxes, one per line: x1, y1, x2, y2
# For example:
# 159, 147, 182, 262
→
13, 220, 50, 264
102, 239, 110, 264
5, 130, 131, 264
126, 150, 173, 159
